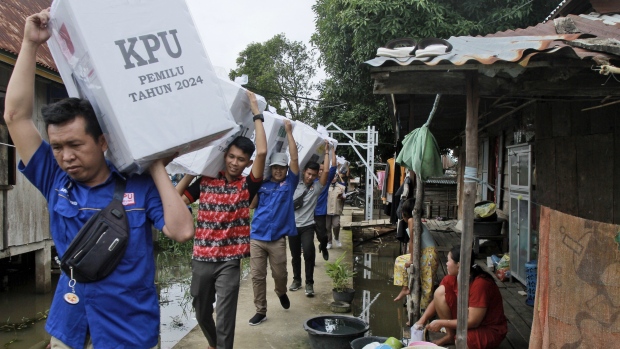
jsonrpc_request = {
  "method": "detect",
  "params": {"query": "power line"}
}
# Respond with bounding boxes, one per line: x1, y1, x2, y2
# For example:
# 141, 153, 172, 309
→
244, 84, 347, 106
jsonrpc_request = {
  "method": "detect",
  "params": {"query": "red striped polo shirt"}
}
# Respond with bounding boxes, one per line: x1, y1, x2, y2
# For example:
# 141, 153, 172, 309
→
185, 172, 261, 262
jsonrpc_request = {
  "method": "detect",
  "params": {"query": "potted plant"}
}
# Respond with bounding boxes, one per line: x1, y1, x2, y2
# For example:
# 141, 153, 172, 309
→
325, 252, 356, 303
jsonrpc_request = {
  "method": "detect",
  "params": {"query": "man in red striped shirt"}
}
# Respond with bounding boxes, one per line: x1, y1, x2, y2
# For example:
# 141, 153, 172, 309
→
176, 92, 267, 349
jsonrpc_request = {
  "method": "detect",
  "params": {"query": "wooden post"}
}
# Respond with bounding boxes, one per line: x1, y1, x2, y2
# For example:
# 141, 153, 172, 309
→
35, 243, 51, 293
408, 174, 424, 325
456, 72, 479, 348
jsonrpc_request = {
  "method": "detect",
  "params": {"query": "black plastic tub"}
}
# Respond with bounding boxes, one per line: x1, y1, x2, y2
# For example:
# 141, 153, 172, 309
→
304, 316, 369, 349
473, 218, 505, 236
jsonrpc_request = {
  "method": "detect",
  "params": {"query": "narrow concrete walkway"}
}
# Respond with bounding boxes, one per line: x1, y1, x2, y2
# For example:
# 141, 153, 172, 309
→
173, 208, 357, 349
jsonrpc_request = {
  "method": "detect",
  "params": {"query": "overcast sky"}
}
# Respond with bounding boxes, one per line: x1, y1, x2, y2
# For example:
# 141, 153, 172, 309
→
186, 0, 320, 76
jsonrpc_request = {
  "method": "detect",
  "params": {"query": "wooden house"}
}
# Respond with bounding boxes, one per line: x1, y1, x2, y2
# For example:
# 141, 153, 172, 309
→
366, 0, 620, 286
1, 0, 65, 293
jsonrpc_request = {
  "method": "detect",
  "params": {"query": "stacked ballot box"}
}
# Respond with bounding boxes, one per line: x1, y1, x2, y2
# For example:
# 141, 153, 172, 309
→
48, 0, 236, 173
291, 122, 328, 169
166, 118, 254, 177
243, 111, 291, 179
217, 76, 267, 125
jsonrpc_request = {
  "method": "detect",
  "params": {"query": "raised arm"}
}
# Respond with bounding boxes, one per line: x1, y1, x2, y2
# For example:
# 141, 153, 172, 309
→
3, 9, 51, 165
176, 174, 196, 205
150, 160, 194, 242
319, 140, 330, 186
248, 91, 267, 179
284, 119, 299, 175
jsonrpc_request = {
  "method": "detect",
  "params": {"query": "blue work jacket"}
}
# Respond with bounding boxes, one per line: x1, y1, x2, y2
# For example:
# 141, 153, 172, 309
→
20, 142, 164, 348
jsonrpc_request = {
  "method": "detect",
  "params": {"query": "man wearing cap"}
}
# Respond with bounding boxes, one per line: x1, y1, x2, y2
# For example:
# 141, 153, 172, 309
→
247, 119, 298, 326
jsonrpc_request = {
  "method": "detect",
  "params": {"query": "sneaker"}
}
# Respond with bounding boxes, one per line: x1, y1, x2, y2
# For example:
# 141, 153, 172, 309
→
334, 240, 342, 248
289, 280, 302, 291
305, 284, 314, 297
326, 243, 332, 250
248, 313, 267, 326
279, 293, 290, 309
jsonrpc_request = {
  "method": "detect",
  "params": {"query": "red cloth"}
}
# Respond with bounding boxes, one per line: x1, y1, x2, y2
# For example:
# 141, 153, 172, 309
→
440, 275, 508, 349
530, 207, 620, 348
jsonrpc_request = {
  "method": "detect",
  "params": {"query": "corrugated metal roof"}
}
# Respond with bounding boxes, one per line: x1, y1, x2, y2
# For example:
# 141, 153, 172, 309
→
0, 0, 56, 72
590, 0, 620, 15
366, 14, 620, 69
425, 177, 457, 185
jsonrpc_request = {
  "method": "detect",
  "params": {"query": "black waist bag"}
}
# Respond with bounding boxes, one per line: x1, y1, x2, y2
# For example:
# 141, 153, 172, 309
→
294, 183, 312, 210
60, 178, 129, 283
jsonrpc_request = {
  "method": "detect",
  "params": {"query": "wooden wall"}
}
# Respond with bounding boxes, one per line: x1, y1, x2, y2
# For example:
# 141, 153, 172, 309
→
0, 64, 52, 258
535, 100, 619, 224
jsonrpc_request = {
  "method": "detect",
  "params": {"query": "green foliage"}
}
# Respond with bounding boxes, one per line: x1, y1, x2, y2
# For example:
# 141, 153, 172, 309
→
154, 202, 196, 258
311, 0, 557, 160
325, 252, 356, 292
230, 34, 317, 124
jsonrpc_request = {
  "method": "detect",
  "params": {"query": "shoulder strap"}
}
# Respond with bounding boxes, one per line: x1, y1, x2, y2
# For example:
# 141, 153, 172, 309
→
112, 177, 127, 202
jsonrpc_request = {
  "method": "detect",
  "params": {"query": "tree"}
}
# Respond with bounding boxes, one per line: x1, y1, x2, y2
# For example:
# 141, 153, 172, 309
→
311, 0, 557, 160
230, 34, 317, 123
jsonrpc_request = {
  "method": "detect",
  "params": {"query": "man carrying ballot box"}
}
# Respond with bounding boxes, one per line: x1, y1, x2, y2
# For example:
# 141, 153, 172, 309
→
3, 9, 195, 348
289, 141, 331, 297
177, 92, 267, 349
247, 120, 299, 326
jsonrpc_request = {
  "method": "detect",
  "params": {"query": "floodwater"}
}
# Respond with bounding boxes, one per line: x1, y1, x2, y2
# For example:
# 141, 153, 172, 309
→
352, 234, 409, 340
0, 253, 196, 349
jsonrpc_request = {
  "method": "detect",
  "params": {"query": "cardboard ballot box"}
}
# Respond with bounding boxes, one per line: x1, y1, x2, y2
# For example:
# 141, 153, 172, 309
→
48, 0, 236, 173
243, 111, 291, 179
166, 121, 253, 178
291, 122, 327, 169
217, 76, 267, 125
166, 78, 268, 177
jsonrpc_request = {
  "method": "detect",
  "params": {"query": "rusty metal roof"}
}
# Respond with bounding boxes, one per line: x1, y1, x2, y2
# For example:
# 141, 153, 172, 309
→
0, 0, 56, 72
590, 0, 620, 15
425, 177, 457, 185
547, 0, 620, 20
366, 13, 620, 69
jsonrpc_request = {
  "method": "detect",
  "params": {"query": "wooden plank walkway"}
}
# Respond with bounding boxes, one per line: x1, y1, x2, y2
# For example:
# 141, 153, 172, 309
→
423, 219, 532, 349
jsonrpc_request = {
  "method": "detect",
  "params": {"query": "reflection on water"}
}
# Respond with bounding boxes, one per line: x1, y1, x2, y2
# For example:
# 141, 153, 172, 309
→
352, 235, 408, 339
323, 318, 364, 335
156, 253, 195, 349
0, 265, 57, 349
307, 317, 367, 335
0, 252, 195, 349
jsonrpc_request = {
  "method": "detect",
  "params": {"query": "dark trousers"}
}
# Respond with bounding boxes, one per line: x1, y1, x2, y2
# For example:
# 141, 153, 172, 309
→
313, 214, 329, 250
191, 259, 240, 349
289, 224, 316, 284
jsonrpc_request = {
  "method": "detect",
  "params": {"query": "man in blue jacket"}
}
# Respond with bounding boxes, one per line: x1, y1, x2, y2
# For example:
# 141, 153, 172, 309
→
248, 120, 298, 325
3, 9, 194, 348
314, 147, 338, 250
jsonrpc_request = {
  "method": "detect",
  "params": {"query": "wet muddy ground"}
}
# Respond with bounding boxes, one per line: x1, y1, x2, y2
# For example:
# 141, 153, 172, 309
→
0, 253, 196, 349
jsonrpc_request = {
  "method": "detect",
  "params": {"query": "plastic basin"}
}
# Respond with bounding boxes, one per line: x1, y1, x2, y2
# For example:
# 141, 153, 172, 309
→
304, 315, 369, 349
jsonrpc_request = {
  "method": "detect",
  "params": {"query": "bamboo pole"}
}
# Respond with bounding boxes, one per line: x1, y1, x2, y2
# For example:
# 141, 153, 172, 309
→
408, 174, 424, 325
456, 72, 479, 348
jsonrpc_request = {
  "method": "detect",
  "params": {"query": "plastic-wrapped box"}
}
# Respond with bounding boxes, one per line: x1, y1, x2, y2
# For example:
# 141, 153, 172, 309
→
166, 120, 254, 177
243, 111, 292, 179
216, 75, 267, 125
291, 122, 327, 169
47, 0, 236, 173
